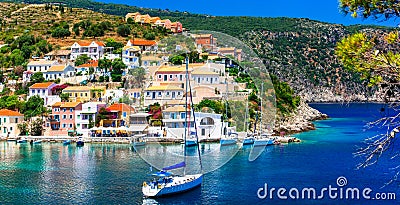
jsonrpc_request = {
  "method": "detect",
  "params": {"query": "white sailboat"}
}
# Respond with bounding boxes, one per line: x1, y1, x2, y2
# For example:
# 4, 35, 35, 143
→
253, 83, 275, 146
220, 73, 238, 146
242, 96, 254, 145
142, 56, 203, 197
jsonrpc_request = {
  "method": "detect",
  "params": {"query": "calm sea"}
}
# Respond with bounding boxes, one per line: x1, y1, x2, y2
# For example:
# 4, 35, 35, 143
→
0, 103, 399, 204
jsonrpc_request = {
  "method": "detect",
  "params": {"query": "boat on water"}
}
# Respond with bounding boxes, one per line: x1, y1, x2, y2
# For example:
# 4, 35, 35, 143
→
142, 163, 203, 197
32, 140, 42, 144
243, 134, 255, 145
142, 55, 203, 198
63, 139, 71, 145
220, 132, 238, 146
185, 138, 198, 147
17, 138, 27, 143
76, 137, 84, 147
132, 134, 146, 147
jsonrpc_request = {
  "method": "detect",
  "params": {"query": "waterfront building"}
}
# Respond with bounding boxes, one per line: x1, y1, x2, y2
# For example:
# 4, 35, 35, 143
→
100, 103, 135, 128
48, 102, 82, 136
0, 109, 24, 137
75, 102, 106, 137
28, 82, 60, 106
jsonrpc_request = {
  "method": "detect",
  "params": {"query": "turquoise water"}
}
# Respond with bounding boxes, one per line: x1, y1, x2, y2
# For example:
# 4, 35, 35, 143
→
0, 103, 399, 204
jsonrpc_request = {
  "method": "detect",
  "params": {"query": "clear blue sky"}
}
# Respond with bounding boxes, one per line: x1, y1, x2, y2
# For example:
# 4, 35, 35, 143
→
99, 0, 398, 27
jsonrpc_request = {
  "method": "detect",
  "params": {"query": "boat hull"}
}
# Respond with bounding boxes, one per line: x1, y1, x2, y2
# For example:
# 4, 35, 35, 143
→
33, 140, 42, 144
63, 140, 71, 145
185, 139, 198, 147
220, 138, 237, 146
253, 138, 274, 146
242, 137, 254, 145
143, 174, 202, 197
133, 141, 146, 146
76, 141, 84, 147
17, 140, 27, 143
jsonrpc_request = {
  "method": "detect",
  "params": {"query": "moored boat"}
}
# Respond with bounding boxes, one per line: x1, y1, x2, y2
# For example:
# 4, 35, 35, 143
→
32, 140, 42, 144
220, 133, 238, 146
63, 139, 71, 145
242, 135, 255, 145
17, 138, 27, 143
132, 134, 146, 147
76, 137, 84, 147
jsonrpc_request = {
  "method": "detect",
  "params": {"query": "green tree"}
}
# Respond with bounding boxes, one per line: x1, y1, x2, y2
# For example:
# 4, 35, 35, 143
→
9, 49, 25, 66
117, 24, 131, 37
30, 118, 44, 136
169, 55, 185, 65
60, 93, 69, 102
75, 54, 90, 66
30, 72, 45, 84
17, 122, 28, 136
336, 0, 400, 175
111, 58, 126, 82
22, 95, 45, 118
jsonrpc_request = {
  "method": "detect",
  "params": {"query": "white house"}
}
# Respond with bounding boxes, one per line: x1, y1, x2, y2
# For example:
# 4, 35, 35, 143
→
70, 41, 105, 60
43, 64, 76, 81
23, 60, 58, 82
28, 82, 60, 106
144, 85, 184, 106
0, 109, 25, 137
75, 102, 106, 137
126, 39, 157, 52
122, 46, 140, 69
162, 105, 225, 140
191, 69, 220, 85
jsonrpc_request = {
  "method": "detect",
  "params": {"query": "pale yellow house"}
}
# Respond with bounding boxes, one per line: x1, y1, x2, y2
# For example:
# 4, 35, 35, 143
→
62, 86, 106, 103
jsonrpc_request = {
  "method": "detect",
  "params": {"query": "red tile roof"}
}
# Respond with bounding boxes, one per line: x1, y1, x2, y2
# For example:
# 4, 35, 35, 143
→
0, 109, 24, 117
129, 39, 157, 46
95, 41, 106, 47
107, 103, 135, 112
77, 60, 99, 68
77, 41, 91, 46
30, 82, 55, 89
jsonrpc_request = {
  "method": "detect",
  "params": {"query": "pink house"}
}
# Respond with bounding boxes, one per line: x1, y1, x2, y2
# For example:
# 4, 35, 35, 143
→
155, 19, 172, 30
48, 102, 82, 136
170, 22, 183, 33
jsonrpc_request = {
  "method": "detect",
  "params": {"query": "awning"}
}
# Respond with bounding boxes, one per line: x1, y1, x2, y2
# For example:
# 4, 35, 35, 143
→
129, 125, 147, 132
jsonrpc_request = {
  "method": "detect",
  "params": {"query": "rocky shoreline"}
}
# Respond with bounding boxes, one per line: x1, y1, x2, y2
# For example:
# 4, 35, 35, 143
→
274, 100, 329, 135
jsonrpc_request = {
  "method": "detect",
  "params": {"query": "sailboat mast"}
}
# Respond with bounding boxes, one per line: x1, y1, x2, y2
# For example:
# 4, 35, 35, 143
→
184, 55, 189, 176
244, 95, 248, 132
225, 72, 228, 137
259, 82, 264, 134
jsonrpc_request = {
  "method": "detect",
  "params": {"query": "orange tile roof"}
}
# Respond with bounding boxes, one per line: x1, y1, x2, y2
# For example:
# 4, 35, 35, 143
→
107, 103, 135, 112
77, 60, 99, 68
129, 39, 157, 46
95, 41, 106, 47
30, 82, 55, 89
52, 102, 81, 108
77, 41, 91, 46
0, 109, 24, 117
48, 65, 67, 72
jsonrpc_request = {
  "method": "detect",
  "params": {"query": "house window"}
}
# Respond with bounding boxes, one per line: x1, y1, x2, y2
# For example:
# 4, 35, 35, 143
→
166, 92, 170, 96
164, 75, 167, 81
169, 75, 173, 79
63, 115, 66, 119
63, 124, 66, 128
9, 127, 12, 131
32, 90, 35, 94
15, 118, 18, 123
3, 118, 6, 123
123, 112, 127, 118
69, 124, 73, 128
63, 108, 66, 112
180, 112, 186, 119
77, 123, 80, 128
158, 75, 161, 79
88, 107, 91, 111
85, 93, 88, 97
146, 92, 150, 96
201, 129, 205, 136
170, 113, 176, 119
42, 89, 45, 94
69, 115, 73, 119
3, 127, 5, 133
70, 108, 73, 112
77, 115, 80, 119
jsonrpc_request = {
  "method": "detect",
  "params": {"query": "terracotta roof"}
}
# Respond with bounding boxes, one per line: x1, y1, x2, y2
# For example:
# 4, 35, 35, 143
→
129, 39, 157, 46
0, 109, 24, 117
218, 47, 235, 52
193, 34, 212, 38
76, 41, 91, 46
48, 65, 67, 72
59, 102, 81, 108
107, 103, 135, 112
145, 85, 183, 91
52, 102, 62, 107
30, 82, 55, 89
163, 106, 186, 112
95, 41, 106, 47
27, 60, 56, 66
77, 60, 98, 68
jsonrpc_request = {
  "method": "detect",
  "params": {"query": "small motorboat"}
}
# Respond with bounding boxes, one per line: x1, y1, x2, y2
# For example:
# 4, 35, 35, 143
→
63, 140, 71, 145
17, 138, 27, 143
32, 140, 42, 144
76, 137, 84, 147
